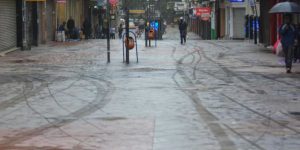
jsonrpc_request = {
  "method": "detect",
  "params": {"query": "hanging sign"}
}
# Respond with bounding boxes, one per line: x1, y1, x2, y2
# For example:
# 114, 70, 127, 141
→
194, 7, 211, 17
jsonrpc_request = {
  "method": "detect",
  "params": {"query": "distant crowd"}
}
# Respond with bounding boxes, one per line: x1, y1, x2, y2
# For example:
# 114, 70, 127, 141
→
57, 17, 116, 41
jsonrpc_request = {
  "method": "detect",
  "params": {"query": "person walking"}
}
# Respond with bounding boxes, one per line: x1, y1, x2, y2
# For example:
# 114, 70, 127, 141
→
179, 17, 187, 45
294, 23, 300, 63
279, 14, 297, 73
83, 18, 92, 39
67, 17, 75, 39
118, 22, 124, 39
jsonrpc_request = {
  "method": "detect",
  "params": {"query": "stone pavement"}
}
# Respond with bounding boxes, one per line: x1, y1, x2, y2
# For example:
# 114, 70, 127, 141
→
0, 28, 299, 150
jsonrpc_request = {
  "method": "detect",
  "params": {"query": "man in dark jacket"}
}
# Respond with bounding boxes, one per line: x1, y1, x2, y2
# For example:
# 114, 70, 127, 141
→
279, 15, 297, 73
83, 18, 92, 39
118, 22, 124, 39
179, 17, 187, 44
67, 17, 75, 38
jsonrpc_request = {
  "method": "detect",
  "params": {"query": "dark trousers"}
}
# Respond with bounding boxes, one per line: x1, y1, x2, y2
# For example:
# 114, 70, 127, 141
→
119, 31, 123, 39
283, 46, 293, 69
294, 46, 300, 61
180, 30, 186, 44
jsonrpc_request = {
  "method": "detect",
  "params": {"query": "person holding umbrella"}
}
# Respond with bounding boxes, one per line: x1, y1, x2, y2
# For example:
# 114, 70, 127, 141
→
279, 14, 297, 73
269, 1, 300, 73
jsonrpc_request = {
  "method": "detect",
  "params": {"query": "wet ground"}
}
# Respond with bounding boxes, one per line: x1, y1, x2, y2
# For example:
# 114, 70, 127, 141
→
0, 27, 299, 150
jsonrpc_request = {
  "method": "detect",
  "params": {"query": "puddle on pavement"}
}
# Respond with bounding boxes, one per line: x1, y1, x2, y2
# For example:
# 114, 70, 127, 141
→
289, 112, 300, 116
128, 67, 175, 72
66, 48, 80, 51
288, 112, 300, 121
97, 117, 127, 121
9, 59, 37, 64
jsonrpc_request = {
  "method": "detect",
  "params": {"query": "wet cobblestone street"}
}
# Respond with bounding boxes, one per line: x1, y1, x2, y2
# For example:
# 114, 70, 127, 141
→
0, 28, 299, 150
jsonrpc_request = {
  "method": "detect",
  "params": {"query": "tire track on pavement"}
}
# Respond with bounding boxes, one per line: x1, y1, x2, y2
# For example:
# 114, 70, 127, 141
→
0, 70, 115, 148
0, 75, 47, 112
189, 41, 300, 149
170, 43, 238, 150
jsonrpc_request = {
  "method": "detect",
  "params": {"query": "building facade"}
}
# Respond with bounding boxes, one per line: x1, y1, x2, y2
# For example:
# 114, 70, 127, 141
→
0, 0, 87, 51
222, 0, 259, 39
189, 0, 260, 40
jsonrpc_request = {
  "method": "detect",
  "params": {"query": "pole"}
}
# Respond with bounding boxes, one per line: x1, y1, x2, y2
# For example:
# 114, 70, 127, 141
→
254, 3, 258, 44
125, 0, 129, 64
42, 2, 47, 44
216, 0, 220, 39
107, 0, 111, 63
145, 1, 149, 47
22, 0, 28, 50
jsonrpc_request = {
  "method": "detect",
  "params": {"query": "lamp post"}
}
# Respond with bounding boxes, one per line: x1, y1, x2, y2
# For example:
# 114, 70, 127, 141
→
145, 0, 149, 47
250, 0, 258, 44
254, 2, 258, 45
107, 0, 111, 63
124, 0, 130, 64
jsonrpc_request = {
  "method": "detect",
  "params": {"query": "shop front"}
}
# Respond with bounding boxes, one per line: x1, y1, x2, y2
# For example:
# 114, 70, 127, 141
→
0, 0, 17, 51
56, 0, 84, 30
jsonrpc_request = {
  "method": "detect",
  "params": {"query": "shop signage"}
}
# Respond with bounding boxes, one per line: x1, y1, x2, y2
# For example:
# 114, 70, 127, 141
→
229, 0, 244, 2
57, 0, 66, 3
194, 7, 211, 17
194, 7, 211, 21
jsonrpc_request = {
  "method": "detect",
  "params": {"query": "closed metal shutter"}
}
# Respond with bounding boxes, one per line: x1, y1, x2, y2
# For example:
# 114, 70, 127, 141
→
0, 0, 17, 51
233, 8, 245, 39
46, 0, 54, 41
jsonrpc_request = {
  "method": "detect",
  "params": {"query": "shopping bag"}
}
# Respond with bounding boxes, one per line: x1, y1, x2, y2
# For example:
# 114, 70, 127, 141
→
273, 39, 280, 54
276, 41, 284, 57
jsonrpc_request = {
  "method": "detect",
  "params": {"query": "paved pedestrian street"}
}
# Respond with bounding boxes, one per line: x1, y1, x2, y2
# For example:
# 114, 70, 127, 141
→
0, 29, 299, 150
